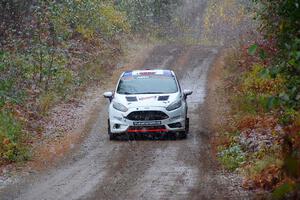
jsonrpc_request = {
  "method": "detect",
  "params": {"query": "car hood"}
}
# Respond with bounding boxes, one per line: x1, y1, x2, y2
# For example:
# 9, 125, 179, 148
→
113, 93, 181, 109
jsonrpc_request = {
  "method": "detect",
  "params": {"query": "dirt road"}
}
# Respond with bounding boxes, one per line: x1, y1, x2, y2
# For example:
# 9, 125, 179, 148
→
0, 0, 255, 199
0, 44, 251, 200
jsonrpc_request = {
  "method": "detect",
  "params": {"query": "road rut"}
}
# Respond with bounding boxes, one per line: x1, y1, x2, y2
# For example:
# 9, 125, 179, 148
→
1, 45, 250, 200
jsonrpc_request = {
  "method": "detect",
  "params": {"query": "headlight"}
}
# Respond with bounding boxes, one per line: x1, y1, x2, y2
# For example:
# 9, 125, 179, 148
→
113, 102, 128, 112
166, 100, 182, 111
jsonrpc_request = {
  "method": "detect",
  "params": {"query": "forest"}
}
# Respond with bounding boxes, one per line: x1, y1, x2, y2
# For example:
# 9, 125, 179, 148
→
0, 0, 299, 198
0, 0, 181, 162
215, 0, 300, 198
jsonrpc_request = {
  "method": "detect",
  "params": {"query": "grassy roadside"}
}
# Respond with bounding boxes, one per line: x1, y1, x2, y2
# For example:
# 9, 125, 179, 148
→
211, 45, 300, 199
0, 0, 177, 166
0, 38, 157, 178
0, 38, 123, 166
207, 0, 300, 198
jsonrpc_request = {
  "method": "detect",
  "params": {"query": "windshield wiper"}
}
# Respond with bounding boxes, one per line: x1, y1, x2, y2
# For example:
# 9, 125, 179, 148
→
119, 92, 134, 95
135, 92, 165, 94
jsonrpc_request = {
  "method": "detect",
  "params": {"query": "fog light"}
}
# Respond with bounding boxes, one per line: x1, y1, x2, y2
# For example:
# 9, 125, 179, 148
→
168, 122, 182, 128
114, 124, 121, 129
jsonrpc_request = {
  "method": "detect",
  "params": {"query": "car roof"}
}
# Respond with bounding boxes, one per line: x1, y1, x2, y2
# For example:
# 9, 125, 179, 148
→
122, 69, 175, 77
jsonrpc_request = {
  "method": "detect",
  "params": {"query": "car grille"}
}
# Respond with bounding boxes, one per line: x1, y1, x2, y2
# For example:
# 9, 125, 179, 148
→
126, 111, 169, 121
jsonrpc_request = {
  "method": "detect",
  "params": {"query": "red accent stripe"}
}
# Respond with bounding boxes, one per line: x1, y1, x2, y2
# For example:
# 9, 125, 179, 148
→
127, 129, 168, 133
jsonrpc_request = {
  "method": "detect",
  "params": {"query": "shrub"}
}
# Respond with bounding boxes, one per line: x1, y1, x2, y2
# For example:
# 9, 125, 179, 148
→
237, 64, 288, 112
279, 108, 299, 125
38, 92, 56, 114
2, 142, 29, 162
241, 64, 285, 96
218, 144, 246, 171
247, 155, 284, 177
48, 0, 130, 40
0, 109, 29, 163
272, 183, 296, 200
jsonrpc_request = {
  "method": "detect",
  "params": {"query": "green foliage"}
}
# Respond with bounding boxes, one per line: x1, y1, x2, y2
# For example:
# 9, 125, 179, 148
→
235, 0, 300, 193
0, 0, 132, 109
236, 64, 286, 112
0, 110, 21, 143
248, 44, 258, 55
232, 94, 258, 114
0, 110, 29, 162
0, 0, 136, 164
48, 0, 130, 40
272, 183, 295, 200
242, 64, 286, 96
247, 155, 283, 177
252, 0, 300, 45
1, 142, 30, 162
218, 144, 246, 171
218, 0, 299, 193
252, 0, 300, 110
279, 108, 299, 125
244, 94, 282, 112
38, 92, 56, 114
280, 38, 300, 109
78, 57, 106, 83
0, 51, 29, 107
248, 44, 267, 60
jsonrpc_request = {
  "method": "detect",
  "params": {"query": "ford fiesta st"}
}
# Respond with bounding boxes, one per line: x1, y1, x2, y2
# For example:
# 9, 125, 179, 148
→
103, 69, 192, 140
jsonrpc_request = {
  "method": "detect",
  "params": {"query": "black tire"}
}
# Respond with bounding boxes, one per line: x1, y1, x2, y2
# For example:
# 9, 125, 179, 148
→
177, 117, 189, 139
186, 117, 190, 134
109, 133, 117, 140
178, 131, 187, 139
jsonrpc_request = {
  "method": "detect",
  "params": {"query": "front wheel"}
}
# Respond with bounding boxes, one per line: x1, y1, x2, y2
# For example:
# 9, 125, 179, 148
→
178, 131, 187, 139
109, 133, 117, 140
108, 119, 117, 140
185, 117, 189, 134
178, 117, 189, 139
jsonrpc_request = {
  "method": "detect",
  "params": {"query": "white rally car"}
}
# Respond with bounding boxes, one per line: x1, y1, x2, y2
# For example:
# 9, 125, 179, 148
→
103, 69, 192, 140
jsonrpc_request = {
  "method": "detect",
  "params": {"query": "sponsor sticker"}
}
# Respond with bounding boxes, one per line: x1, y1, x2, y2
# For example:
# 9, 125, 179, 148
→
133, 121, 162, 126
138, 96, 157, 101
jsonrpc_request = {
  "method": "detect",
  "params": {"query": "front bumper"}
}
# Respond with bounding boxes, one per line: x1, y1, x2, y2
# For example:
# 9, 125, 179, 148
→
109, 106, 186, 134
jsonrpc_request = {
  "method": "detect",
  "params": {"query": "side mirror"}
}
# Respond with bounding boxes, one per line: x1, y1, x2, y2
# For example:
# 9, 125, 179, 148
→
103, 91, 113, 102
183, 89, 193, 97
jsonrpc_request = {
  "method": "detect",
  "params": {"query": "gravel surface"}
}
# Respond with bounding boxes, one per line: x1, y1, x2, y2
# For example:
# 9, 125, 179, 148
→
0, 44, 252, 200
0, 0, 255, 199
43, 88, 103, 137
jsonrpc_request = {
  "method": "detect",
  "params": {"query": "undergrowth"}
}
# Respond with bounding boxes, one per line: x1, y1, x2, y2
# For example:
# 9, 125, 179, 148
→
218, 40, 299, 197
217, 144, 246, 171
0, 0, 183, 163
216, 0, 300, 197
0, 109, 30, 163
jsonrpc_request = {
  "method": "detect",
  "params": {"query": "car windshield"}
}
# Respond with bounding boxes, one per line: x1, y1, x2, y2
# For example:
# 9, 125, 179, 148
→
117, 74, 178, 95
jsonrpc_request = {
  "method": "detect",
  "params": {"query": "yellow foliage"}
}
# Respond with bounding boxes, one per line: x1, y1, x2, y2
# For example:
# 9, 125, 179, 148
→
99, 5, 130, 35
202, 0, 253, 43
76, 25, 95, 40
39, 92, 56, 114
241, 64, 286, 96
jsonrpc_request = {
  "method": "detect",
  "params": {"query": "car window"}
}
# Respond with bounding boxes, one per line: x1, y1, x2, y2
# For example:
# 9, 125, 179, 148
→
117, 74, 178, 94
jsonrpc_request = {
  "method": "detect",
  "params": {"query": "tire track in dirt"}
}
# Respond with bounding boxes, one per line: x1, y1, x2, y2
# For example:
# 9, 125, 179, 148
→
84, 44, 191, 200
0, 0, 256, 198
85, 45, 247, 200
114, 45, 224, 200
0, 45, 251, 200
